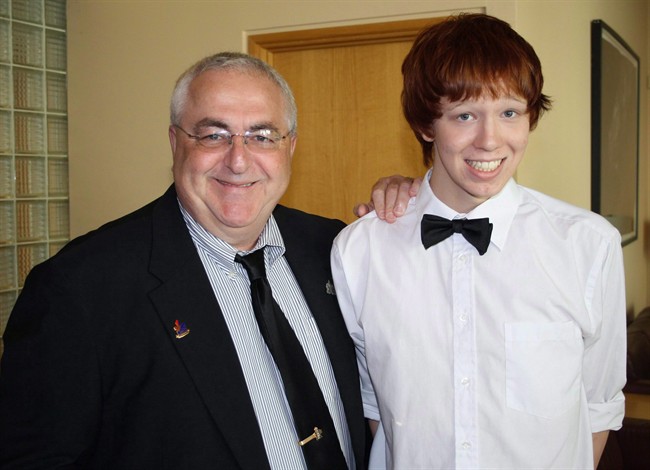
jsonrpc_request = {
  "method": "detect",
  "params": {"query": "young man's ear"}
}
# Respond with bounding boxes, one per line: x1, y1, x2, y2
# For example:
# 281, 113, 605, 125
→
421, 132, 435, 143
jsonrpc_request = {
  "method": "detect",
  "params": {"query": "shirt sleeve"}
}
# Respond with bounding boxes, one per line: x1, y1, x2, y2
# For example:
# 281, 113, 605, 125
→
582, 233, 627, 433
331, 240, 381, 421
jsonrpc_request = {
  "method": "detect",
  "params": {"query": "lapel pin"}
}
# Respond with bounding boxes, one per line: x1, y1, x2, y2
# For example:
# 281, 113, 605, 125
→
173, 320, 190, 339
326, 280, 336, 296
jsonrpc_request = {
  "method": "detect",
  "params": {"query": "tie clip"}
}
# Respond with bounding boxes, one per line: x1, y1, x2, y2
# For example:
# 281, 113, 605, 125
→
299, 427, 323, 446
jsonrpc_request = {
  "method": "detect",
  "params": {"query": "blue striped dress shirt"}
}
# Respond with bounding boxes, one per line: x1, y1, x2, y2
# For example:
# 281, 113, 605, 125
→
180, 203, 354, 469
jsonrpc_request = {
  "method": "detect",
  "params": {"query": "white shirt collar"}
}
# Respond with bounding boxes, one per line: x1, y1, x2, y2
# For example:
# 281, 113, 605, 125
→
177, 200, 285, 266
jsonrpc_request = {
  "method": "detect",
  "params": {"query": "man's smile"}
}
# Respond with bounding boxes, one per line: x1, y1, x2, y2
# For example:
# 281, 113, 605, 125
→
466, 158, 505, 172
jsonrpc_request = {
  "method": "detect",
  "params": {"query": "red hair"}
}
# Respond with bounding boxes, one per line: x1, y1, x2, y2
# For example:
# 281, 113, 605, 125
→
402, 13, 552, 167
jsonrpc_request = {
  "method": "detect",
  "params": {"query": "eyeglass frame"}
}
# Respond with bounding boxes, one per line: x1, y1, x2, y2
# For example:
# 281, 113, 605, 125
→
173, 124, 291, 151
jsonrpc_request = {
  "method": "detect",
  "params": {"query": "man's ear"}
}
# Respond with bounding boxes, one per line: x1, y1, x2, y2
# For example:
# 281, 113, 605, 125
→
420, 131, 435, 143
419, 124, 436, 142
169, 126, 178, 152
289, 134, 298, 155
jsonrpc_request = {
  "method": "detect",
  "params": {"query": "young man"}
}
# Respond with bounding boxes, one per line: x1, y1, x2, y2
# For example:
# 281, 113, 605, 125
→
332, 14, 626, 469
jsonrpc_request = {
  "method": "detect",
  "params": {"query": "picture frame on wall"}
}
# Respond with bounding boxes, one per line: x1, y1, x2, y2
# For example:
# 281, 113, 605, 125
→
591, 19, 640, 246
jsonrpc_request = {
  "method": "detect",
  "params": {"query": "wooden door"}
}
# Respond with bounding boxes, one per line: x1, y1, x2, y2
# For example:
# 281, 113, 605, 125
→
249, 18, 444, 224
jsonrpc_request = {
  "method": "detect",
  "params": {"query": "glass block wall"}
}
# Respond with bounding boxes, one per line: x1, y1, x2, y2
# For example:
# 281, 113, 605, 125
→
0, 0, 68, 354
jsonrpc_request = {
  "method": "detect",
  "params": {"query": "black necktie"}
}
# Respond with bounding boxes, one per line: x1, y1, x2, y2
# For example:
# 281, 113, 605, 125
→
421, 214, 493, 255
235, 249, 348, 470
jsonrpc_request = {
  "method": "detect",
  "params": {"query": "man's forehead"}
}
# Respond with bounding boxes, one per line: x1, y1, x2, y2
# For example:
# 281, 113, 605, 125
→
182, 70, 287, 130
187, 69, 283, 103
191, 68, 277, 93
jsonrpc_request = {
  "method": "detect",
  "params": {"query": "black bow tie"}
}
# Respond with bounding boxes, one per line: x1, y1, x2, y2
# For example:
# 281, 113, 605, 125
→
421, 214, 493, 255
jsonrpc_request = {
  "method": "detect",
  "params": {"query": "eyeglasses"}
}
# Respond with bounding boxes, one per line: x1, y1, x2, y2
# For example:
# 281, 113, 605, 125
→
174, 125, 289, 152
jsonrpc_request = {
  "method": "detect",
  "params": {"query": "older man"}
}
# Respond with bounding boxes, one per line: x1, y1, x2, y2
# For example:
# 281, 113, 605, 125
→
0, 52, 409, 469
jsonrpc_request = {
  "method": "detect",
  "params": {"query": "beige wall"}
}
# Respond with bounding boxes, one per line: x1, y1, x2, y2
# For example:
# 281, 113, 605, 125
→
67, 0, 649, 314
513, 0, 649, 316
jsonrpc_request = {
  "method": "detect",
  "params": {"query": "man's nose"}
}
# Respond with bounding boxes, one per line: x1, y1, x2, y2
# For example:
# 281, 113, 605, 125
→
474, 118, 501, 151
224, 135, 252, 173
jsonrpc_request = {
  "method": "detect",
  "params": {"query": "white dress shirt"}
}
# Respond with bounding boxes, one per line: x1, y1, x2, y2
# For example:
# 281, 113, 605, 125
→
331, 171, 626, 469
181, 204, 354, 470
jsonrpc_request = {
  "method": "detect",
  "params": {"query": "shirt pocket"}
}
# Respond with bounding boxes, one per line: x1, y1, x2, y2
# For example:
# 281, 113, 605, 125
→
505, 321, 583, 419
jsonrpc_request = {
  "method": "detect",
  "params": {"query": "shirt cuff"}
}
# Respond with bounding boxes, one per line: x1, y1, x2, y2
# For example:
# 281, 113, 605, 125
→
590, 390, 625, 432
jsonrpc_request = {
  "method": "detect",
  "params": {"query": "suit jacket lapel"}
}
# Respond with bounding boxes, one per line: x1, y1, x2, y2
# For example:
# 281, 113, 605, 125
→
147, 186, 271, 470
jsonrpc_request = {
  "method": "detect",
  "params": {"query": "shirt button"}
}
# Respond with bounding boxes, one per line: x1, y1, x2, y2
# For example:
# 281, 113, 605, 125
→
227, 271, 237, 280
460, 377, 470, 386
461, 441, 472, 450
459, 314, 468, 323
458, 254, 466, 262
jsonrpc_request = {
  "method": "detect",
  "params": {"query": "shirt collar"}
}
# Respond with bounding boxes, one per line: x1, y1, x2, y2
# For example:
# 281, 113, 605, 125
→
178, 200, 285, 267
416, 168, 521, 252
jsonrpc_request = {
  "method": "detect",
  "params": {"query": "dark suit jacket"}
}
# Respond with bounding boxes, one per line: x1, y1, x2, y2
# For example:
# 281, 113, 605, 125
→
0, 185, 366, 469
